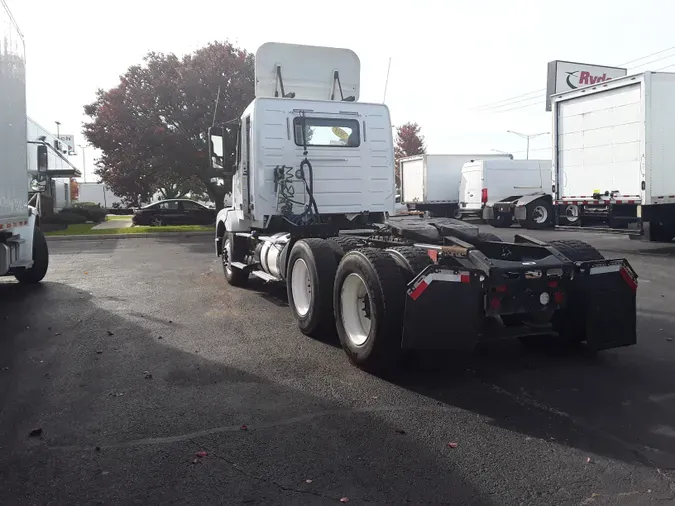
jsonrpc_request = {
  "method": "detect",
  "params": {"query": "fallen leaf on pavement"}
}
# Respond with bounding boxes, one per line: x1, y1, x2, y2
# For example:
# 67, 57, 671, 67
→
143, 371, 153, 379
106, 331, 114, 336
195, 451, 207, 458
340, 498, 349, 503
586, 457, 591, 463
395, 429, 406, 435
305, 479, 312, 484
29, 428, 43, 437
447, 442, 458, 448
240, 425, 248, 431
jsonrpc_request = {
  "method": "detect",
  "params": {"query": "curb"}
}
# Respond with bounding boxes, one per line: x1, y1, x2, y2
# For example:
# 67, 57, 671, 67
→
47, 231, 213, 241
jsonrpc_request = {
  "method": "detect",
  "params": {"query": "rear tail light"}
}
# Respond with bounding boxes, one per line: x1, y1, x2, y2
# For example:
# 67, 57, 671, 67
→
481, 188, 488, 203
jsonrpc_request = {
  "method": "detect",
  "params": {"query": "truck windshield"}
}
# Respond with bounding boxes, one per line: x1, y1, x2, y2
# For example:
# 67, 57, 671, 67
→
293, 117, 360, 147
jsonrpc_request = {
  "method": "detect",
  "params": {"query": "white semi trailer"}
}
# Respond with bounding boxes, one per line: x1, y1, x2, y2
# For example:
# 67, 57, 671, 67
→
551, 71, 675, 241
0, 0, 49, 284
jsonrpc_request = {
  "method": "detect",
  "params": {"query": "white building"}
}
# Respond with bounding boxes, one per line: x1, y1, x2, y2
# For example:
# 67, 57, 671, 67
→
26, 117, 81, 211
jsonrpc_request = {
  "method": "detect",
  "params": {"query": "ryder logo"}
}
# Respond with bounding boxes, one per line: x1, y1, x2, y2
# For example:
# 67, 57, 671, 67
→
566, 70, 613, 89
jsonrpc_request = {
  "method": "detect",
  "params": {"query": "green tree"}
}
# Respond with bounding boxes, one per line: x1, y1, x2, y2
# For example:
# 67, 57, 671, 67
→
83, 41, 255, 210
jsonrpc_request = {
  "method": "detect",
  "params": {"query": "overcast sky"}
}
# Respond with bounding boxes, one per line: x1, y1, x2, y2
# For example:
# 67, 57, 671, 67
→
9, 0, 675, 181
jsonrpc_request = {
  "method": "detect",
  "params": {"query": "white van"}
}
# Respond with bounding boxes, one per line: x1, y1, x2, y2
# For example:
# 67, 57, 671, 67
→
459, 159, 552, 220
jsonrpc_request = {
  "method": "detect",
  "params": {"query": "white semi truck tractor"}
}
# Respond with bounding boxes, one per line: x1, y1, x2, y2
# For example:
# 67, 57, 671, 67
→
0, 0, 49, 284
211, 42, 638, 373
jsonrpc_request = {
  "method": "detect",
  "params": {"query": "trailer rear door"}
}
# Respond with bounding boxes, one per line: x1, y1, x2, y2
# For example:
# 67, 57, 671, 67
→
401, 157, 424, 204
556, 83, 643, 199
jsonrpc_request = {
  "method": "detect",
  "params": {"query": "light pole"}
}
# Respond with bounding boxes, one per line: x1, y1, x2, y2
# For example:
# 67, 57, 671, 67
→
55, 121, 61, 149
507, 130, 549, 160
78, 144, 87, 183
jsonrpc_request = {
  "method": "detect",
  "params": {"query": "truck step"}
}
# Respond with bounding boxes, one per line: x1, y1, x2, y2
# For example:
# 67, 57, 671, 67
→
251, 270, 280, 283
230, 261, 247, 269
234, 232, 253, 238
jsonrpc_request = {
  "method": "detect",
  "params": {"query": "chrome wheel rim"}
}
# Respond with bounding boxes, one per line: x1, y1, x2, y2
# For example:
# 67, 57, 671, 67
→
341, 273, 372, 347
291, 259, 312, 317
532, 205, 549, 224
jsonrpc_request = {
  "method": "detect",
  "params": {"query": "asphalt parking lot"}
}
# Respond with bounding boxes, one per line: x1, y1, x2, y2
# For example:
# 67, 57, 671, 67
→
1, 227, 675, 505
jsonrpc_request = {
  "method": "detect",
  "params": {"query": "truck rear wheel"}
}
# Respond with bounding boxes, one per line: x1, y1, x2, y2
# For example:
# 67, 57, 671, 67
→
520, 200, 553, 230
222, 232, 249, 287
385, 246, 433, 282
334, 248, 407, 373
548, 239, 604, 262
14, 226, 49, 284
326, 235, 364, 261
287, 238, 338, 338
524, 239, 605, 348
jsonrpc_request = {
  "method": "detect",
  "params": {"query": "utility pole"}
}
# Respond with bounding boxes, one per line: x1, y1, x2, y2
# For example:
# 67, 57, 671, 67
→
507, 130, 549, 160
78, 144, 87, 183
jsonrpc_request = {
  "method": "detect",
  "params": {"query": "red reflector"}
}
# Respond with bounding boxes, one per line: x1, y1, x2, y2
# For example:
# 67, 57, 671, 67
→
489, 297, 501, 310
409, 280, 429, 301
554, 292, 564, 304
481, 188, 488, 203
620, 267, 638, 293
427, 249, 438, 263
460, 273, 471, 283
548, 280, 558, 288
495, 285, 507, 292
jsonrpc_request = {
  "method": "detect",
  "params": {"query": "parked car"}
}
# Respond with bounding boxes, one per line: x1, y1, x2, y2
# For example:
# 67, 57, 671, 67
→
132, 199, 217, 226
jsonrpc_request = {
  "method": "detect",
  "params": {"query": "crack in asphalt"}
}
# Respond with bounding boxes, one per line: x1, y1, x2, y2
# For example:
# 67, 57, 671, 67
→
187, 439, 344, 503
46, 404, 465, 451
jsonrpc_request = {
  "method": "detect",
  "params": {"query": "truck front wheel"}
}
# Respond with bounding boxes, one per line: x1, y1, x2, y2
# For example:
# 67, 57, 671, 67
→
14, 226, 49, 284
334, 248, 407, 373
287, 238, 338, 338
222, 233, 249, 287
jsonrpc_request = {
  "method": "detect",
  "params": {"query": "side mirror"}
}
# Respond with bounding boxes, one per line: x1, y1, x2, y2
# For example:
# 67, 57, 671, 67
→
209, 126, 237, 176
37, 144, 48, 172
208, 126, 225, 169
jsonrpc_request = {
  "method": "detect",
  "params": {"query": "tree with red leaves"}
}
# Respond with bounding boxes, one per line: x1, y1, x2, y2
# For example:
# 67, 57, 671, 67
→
83, 42, 254, 209
394, 122, 426, 189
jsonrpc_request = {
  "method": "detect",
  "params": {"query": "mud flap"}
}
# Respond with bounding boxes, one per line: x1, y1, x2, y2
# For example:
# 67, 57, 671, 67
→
401, 265, 484, 350
573, 259, 638, 350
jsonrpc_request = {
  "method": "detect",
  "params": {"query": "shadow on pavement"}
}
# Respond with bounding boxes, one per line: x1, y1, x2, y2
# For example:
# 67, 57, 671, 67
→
0, 281, 495, 505
390, 315, 675, 471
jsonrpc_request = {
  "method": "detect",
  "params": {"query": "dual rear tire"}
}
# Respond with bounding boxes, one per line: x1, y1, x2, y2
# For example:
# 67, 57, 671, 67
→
286, 239, 431, 372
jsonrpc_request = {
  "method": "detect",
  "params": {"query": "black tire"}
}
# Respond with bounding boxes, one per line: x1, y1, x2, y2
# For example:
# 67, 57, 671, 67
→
519, 199, 553, 230
488, 211, 513, 228
548, 239, 604, 262
287, 238, 338, 337
326, 235, 364, 261
477, 232, 503, 243
222, 232, 249, 287
334, 248, 407, 373
14, 227, 49, 284
643, 220, 674, 242
385, 246, 433, 282
547, 239, 603, 347
557, 204, 581, 226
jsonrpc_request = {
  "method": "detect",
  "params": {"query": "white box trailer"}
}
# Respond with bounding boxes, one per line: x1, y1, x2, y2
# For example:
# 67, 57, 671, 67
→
0, 0, 49, 283
552, 71, 675, 241
400, 153, 512, 217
